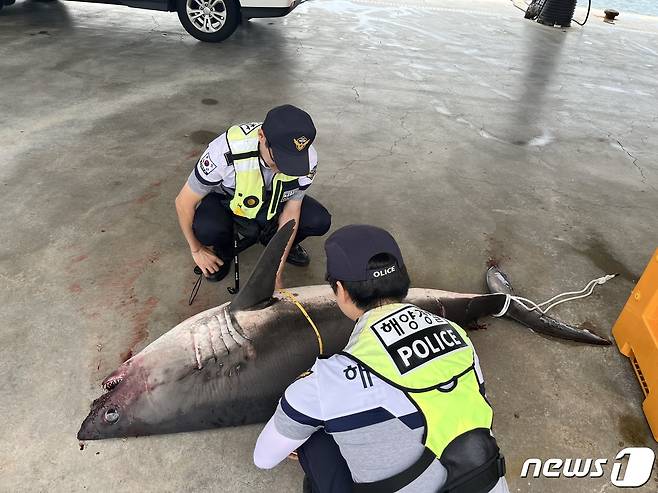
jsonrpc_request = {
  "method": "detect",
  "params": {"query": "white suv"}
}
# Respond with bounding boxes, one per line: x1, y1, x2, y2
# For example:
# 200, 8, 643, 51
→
0, 0, 302, 42
176, 0, 302, 41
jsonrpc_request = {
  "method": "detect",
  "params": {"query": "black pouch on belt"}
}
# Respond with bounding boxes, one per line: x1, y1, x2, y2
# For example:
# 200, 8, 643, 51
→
437, 428, 506, 493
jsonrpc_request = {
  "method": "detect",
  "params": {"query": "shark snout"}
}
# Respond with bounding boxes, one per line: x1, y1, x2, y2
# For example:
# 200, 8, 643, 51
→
77, 416, 100, 441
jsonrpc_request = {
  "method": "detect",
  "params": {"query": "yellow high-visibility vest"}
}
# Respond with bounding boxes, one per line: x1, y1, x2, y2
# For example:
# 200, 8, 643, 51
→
226, 124, 299, 220
343, 303, 494, 458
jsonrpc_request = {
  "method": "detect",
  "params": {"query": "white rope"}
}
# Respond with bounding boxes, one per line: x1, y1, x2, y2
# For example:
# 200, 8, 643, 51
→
492, 274, 617, 318
492, 294, 512, 317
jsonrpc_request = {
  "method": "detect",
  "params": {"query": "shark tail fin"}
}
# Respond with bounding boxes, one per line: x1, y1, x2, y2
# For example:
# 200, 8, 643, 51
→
486, 266, 611, 345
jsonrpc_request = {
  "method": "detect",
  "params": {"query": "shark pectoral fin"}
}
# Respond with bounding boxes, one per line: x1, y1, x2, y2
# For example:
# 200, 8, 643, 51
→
229, 219, 296, 313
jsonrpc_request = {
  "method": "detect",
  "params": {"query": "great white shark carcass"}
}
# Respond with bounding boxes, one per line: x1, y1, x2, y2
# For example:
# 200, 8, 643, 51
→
78, 221, 611, 440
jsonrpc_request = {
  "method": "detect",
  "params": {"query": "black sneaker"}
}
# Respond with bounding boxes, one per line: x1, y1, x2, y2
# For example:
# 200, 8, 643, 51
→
286, 243, 310, 267
193, 260, 231, 283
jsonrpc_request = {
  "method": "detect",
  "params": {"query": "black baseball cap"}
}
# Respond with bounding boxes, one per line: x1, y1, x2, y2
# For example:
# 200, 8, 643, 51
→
325, 225, 405, 282
262, 105, 316, 176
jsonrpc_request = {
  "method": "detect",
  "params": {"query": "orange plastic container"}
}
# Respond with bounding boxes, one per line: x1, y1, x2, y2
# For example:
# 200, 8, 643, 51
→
612, 248, 658, 442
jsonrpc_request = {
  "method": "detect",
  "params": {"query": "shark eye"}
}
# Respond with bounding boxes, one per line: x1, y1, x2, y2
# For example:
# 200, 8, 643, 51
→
104, 408, 120, 424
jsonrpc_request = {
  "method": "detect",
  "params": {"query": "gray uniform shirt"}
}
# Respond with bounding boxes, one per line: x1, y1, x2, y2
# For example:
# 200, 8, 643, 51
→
270, 306, 510, 492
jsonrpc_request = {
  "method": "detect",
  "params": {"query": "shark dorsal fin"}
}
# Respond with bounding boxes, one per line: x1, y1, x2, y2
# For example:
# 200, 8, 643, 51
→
229, 219, 296, 312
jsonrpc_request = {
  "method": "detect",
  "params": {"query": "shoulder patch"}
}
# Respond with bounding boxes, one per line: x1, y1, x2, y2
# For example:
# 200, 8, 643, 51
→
198, 152, 217, 175
239, 122, 261, 135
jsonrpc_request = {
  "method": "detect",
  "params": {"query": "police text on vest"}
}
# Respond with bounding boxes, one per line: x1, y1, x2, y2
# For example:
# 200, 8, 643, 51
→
371, 306, 468, 374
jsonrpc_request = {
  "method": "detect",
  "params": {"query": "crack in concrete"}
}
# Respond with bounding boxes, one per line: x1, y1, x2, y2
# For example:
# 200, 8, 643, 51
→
351, 86, 360, 102
615, 139, 648, 183
329, 112, 411, 180
389, 111, 412, 154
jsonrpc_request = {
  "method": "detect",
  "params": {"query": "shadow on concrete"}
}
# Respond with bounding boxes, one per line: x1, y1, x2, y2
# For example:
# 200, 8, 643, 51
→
0, 0, 73, 29
509, 21, 567, 145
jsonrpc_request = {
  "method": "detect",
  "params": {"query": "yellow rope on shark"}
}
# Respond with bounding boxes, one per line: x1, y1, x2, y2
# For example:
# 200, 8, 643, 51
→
279, 289, 324, 355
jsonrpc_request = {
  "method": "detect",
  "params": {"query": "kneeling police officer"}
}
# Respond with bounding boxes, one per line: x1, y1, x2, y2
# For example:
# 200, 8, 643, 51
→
254, 225, 509, 493
175, 105, 331, 288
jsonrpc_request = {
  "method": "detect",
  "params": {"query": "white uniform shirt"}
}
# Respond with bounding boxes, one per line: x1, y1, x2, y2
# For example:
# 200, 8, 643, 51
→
254, 308, 510, 493
187, 129, 318, 200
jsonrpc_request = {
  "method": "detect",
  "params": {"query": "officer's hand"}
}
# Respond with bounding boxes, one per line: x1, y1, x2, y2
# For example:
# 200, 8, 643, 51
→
192, 246, 223, 277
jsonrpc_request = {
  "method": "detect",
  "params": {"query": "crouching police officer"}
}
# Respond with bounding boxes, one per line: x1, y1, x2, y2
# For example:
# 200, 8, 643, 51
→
175, 105, 331, 288
254, 225, 509, 493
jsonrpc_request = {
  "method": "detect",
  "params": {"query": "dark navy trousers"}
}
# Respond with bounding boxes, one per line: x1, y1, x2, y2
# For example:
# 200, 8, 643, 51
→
192, 194, 331, 261
298, 431, 353, 493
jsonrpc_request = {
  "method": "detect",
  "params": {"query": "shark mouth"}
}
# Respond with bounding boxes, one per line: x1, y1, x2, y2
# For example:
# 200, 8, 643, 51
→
103, 376, 123, 391
102, 368, 128, 391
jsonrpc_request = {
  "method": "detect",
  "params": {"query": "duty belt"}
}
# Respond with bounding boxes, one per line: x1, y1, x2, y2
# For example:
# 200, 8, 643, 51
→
352, 449, 505, 493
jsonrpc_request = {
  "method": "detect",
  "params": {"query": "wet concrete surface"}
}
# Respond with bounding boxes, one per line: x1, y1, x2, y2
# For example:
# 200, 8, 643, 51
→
1, 0, 657, 491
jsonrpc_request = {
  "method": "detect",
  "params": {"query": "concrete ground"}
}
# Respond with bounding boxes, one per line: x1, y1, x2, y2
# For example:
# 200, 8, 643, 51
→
1, 0, 657, 491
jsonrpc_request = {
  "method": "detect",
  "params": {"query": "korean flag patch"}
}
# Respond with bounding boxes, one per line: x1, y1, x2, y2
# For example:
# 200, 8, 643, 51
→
198, 152, 217, 175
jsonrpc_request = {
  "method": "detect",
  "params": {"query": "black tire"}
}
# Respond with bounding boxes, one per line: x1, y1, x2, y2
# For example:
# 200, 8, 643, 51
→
177, 0, 240, 43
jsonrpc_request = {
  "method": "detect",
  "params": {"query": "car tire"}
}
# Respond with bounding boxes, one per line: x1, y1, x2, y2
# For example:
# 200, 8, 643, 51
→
177, 0, 240, 43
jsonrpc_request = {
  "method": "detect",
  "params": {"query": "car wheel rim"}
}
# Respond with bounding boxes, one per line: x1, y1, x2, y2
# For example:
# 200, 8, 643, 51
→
187, 0, 227, 33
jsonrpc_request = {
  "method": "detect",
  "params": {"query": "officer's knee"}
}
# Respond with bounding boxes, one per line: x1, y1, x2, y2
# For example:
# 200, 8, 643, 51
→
317, 210, 332, 236
305, 209, 331, 237
193, 216, 226, 246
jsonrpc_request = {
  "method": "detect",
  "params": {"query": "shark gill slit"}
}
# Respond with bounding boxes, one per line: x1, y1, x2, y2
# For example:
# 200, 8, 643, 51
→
219, 318, 233, 354
191, 328, 203, 370
224, 307, 247, 347
207, 314, 228, 356
206, 326, 217, 363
